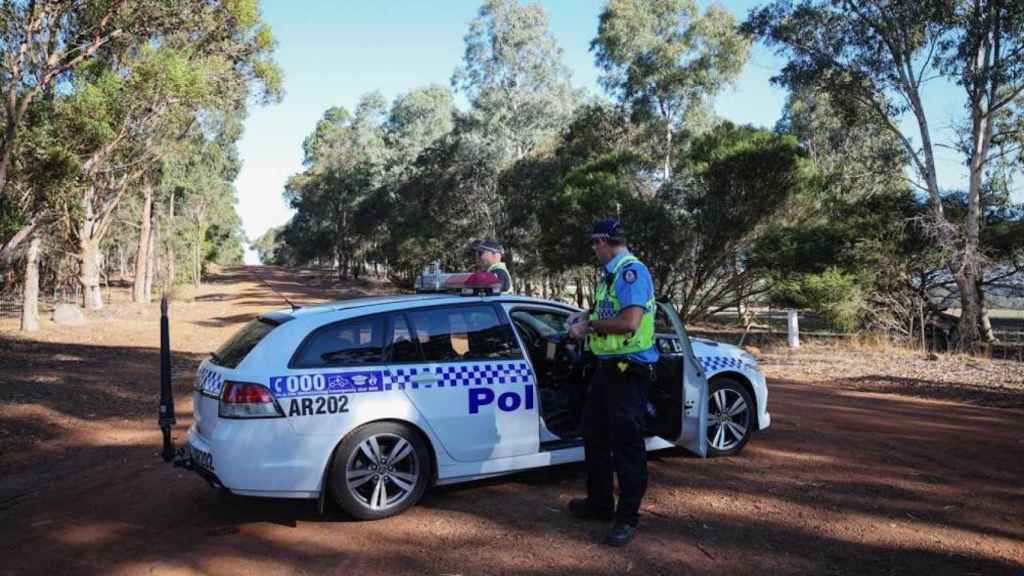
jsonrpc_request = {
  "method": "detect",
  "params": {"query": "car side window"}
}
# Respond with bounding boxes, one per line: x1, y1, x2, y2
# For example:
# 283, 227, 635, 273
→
292, 316, 385, 368
387, 314, 422, 363
407, 305, 523, 362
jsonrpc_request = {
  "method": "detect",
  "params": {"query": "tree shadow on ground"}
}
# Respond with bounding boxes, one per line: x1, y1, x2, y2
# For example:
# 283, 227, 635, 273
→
6, 435, 1019, 576
0, 338, 203, 422
414, 379, 1023, 574
1, 317, 1022, 575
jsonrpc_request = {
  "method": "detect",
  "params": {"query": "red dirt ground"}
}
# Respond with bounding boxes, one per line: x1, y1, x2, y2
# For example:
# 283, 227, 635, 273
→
1, 266, 1021, 575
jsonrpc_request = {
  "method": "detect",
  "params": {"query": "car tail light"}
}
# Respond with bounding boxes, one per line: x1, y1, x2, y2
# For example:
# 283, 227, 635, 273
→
219, 381, 284, 419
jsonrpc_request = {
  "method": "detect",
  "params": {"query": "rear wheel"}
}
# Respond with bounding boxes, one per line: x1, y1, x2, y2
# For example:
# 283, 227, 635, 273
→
706, 378, 754, 457
330, 422, 431, 520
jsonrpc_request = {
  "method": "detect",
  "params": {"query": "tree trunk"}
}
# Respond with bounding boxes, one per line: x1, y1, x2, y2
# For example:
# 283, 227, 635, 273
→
79, 236, 104, 310
20, 233, 41, 331
664, 120, 673, 181
0, 214, 40, 262
144, 217, 157, 299
193, 224, 201, 286
0, 119, 18, 197
117, 245, 126, 278
977, 277, 995, 343
979, 304, 995, 343
953, 268, 983, 352
132, 181, 153, 302
960, 52, 997, 351
907, 93, 943, 217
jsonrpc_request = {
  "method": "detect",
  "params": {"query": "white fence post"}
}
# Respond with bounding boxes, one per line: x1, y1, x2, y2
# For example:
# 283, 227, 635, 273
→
787, 309, 800, 349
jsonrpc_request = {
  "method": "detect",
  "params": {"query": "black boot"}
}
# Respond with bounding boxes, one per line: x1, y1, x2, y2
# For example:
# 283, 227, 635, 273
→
567, 498, 614, 522
603, 522, 637, 547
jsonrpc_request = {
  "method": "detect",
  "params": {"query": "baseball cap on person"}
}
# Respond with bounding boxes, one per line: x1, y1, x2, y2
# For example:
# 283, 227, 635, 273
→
474, 239, 504, 254
591, 219, 625, 242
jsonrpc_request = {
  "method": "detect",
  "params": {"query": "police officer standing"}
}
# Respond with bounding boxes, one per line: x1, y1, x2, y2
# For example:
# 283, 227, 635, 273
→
567, 218, 658, 547
474, 240, 513, 295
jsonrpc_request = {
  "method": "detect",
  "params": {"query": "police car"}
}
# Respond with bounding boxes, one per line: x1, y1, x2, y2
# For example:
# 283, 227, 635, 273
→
184, 273, 770, 520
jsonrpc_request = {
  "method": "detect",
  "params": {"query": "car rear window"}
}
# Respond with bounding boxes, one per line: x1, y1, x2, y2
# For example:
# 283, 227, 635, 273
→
211, 319, 278, 368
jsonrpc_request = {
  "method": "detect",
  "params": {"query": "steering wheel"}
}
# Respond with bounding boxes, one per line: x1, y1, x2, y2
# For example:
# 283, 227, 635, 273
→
542, 333, 586, 376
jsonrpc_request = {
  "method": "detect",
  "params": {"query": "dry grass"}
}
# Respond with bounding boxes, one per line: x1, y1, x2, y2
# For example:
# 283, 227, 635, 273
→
756, 339, 1024, 409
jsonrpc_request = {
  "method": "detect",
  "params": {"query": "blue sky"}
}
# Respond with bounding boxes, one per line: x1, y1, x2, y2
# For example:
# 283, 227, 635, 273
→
236, 0, 1009, 264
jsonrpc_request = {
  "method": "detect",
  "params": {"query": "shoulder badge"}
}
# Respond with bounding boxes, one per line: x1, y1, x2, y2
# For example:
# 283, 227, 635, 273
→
623, 268, 637, 284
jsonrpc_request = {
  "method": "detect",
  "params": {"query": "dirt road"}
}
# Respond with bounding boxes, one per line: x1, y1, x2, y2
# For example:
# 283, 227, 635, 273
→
1, 267, 1021, 575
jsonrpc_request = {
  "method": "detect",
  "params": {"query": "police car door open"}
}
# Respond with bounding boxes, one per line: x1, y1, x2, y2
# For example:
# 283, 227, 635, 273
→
653, 301, 709, 457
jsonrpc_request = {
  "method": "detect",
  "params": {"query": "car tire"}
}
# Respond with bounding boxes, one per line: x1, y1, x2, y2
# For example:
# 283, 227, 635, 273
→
706, 377, 754, 457
330, 421, 431, 520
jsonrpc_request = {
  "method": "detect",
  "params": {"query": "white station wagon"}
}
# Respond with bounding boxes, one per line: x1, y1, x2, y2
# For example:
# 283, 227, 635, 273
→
184, 287, 770, 520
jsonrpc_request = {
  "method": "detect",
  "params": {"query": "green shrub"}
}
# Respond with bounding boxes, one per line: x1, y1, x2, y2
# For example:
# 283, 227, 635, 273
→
770, 267, 865, 332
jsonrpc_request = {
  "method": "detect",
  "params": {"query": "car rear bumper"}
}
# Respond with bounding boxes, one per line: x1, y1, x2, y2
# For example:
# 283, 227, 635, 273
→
175, 450, 226, 490
182, 422, 329, 499
174, 433, 225, 490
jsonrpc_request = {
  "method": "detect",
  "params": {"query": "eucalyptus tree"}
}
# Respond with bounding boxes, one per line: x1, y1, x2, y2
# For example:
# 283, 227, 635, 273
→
746, 0, 1024, 349
453, 0, 577, 166
55, 0, 280, 308
0, 0, 204, 258
452, 0, 578, 241
592, 0, 750, 180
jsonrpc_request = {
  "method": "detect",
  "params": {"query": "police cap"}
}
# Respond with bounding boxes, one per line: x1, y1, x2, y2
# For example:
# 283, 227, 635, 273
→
591, 218, 625, 242
474, 239, 505, 255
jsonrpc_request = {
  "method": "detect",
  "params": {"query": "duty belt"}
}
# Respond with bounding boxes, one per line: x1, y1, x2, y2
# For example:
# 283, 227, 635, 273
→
594, 357, 655, 377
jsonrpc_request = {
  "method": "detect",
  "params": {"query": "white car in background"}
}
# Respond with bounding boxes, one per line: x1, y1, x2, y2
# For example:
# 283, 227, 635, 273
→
184, 288, 770, 520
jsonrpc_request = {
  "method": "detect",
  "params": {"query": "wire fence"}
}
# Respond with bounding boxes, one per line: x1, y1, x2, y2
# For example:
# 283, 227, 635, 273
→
701, 304, 1024, 352
0, 286, 113, 318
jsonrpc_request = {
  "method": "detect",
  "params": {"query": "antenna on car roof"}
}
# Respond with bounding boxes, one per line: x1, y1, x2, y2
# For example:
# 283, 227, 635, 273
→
253, 269, 301, 311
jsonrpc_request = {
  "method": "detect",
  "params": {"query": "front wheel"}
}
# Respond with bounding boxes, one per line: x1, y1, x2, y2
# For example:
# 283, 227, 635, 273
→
706, 378, 754, 457
329, 422, 431, 520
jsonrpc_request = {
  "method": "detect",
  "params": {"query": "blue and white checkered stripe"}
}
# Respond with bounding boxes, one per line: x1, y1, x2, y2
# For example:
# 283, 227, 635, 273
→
385, 369, 415, 391
698, 355, 750, 373
195, 365, 225, 397
385, 361, 533, 390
